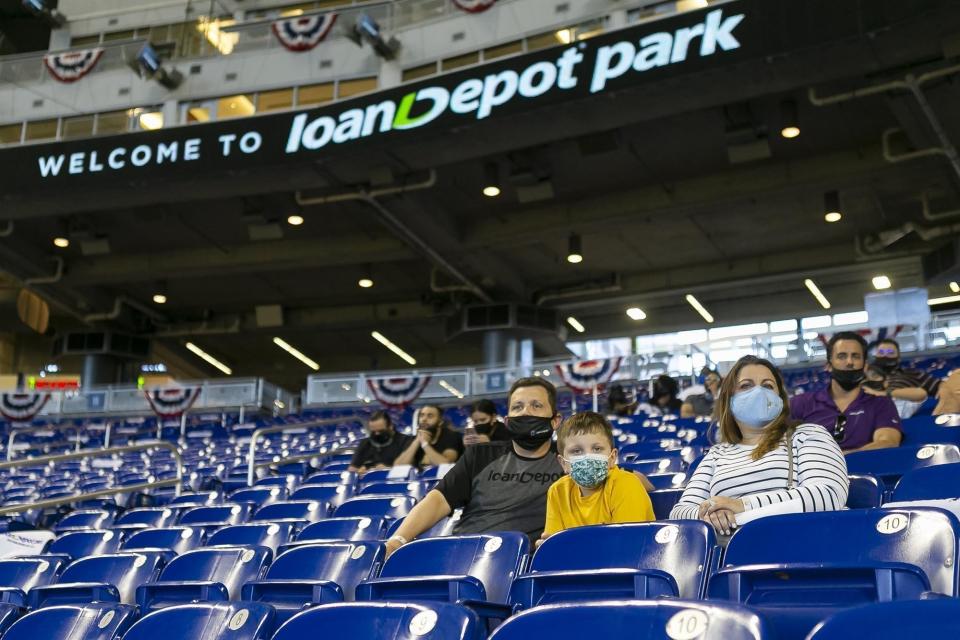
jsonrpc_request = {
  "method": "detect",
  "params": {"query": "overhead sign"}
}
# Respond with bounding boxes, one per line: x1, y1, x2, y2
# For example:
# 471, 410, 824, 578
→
1, 1, 763, 194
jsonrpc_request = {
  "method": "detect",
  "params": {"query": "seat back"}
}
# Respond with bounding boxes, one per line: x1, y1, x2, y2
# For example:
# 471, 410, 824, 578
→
807, 599, 960, 639
358, 481, 427, 500
265, 542, 383, 599
229, 487, 287, 508
121, 526, 204, 555
620, 458, 686, 475
333, 496, 416, 520
49, 531, 122, 560
2, 604, 138, 640
892, 462, 960, 501
847, 474, 883, 509
207, 523, 294, 552
294, 517, 387, 544
272, 602, 479, 640
168, 492, 221, 507
179, 504, 252, 527
252, 501, 328, 524
377, 533, 528, 603
156, 546, 272, 597
488, 600, 768, 640
845, 444, 960, 489
648, 489, 684, 519
123, 603, 274, 640
304, 471, 355, 485
113, 507, 177, 529
0, 558, 64, 592
53, 510, 113, 533
289, 484, 353, 506
530, 522, 716, 600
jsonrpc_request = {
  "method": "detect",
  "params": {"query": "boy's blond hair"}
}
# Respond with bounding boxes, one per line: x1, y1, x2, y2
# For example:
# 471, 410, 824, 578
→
556, 411, 615, 453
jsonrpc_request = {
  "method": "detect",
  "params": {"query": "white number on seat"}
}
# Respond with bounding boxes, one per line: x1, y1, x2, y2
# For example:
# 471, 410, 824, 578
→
666, 609, 709, 640
876, 513, 909, 535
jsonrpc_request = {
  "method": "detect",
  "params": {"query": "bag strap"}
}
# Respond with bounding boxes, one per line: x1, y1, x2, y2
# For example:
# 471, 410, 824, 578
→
786, 427, 797, 489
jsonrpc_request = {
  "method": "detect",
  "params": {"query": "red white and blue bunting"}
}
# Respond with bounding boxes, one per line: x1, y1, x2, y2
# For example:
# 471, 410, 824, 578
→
143, 387, 201, 418
817, 325, 905, 350
452, 0, 496, 13
556, 357, 623, 393
0, 393, 50, 422
367, 375, 432, 408
43, 48, 104, 83
271, 14, 338, 52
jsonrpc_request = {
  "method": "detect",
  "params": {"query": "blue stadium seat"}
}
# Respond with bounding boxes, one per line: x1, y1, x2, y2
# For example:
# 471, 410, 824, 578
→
643, 472, 688, 490
899, 415, 960, 447
1, 604, 138, 640
27, 551, 166, 608
48, 531, 123, 562
0, 558, 67, 606
121, 526, 205, 556
252, 501, 329, 524
53, 510, 113, 534
649, 488, 684, 519
136, 546, 272, 613
229, 487, 287, 509
356, 533, 527, 607
283, 517, 388, 551
619, 441, 684, 461
112, 508, 178, 531
708, 507, 960, 640
253, 476, 299, 492
241, 541, 383, 627
272, 602, 480, 640
289, 484, 353, 507
847, 474, 883, 509
510, 522, 716, 610
321, 462, 351, 472
807, 599, 960, 639
488, 600, 769, 640
891, 462, 960, 501
178, 504, 252, 531
386, 515, 456, 540
620, 458, 686, 475
206, 523, 294, 553
845, 444, 960, 490
333, 496, 416, 520
167, 492, 221, 508
123, 603, 274, 640
358, 481, 428, 500
304, 471, 356, 486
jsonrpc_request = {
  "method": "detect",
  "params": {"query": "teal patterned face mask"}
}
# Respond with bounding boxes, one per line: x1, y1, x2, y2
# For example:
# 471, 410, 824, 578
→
564, 453, 611, 488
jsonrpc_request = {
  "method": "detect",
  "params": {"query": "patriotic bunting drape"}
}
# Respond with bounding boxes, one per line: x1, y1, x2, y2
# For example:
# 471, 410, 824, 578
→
272, 14, 338, 52
452, 0, 496, 13
144, 387, 201, 418
43, 48, 104, 83
367, 376, 431, 407
555, 357, 623, 393
0, 393, 50, 422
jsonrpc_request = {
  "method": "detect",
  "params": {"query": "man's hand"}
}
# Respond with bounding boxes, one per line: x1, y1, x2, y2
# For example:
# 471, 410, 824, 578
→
463, 433, 491, 446
417, 430, 433, 448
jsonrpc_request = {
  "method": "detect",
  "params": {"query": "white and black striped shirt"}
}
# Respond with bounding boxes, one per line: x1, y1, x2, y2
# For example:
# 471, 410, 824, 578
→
670, 423, 849, 519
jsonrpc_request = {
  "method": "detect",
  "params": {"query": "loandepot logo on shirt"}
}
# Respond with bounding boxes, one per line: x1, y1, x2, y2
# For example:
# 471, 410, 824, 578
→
285, 8, 744, 152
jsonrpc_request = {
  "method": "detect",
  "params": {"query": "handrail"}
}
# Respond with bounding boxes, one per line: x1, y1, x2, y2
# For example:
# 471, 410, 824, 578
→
7, 425, 85, 461
0, 440, 184, 515
246, 419, 355, 486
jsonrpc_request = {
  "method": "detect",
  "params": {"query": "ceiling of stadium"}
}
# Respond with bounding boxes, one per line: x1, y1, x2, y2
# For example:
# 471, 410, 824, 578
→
3, 0, 960, 389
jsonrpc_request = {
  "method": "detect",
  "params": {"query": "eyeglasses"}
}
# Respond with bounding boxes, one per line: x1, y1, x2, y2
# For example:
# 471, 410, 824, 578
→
832, 414, 847, 443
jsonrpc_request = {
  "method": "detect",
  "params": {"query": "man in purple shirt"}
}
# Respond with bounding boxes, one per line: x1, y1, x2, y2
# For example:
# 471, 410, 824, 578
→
790, 331, 902, 453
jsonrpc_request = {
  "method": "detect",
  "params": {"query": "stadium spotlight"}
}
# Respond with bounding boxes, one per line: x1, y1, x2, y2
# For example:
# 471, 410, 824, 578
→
824, 191, 842, 223
128, 43, 183, 89
779, 99, 800, 139
872, 275, 892, 290
566, 233, 583, 264
348, 14, 400, 60
22, 0, 65, 26
482, 163, 501, 197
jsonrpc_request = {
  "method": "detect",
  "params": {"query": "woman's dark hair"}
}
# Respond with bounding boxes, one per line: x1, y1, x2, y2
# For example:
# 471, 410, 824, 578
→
471, 399, 497, 415
714, 355, 796, 461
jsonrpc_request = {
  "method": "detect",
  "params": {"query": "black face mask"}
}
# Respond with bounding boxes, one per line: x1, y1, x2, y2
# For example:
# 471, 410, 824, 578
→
370, 431, 392, 445
506, 415, 554, 450
873, 357, 899, 373
832, 368, 865, 391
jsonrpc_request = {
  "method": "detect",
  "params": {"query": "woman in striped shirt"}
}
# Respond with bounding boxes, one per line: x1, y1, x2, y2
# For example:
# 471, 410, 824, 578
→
670, 355, 849, 536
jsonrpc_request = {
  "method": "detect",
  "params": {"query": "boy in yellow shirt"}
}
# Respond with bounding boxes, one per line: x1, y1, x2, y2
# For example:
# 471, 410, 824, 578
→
541, 411, 654, 543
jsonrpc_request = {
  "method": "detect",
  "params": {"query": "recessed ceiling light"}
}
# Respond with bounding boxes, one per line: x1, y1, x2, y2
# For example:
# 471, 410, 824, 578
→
626, 307, 647, 321
358, 278, 374, 288
152, 294, 167, 304
566, 316, 585, 333
950, 282, 959, 294
567, 233, 583, 264
53, 237, 69, 248
872, 275, 891, 290
287, 215, 304, 226
824, 212, 842, 223
804, 278, 831, 309
482, 186, 501, 197
685, 294, 715, 323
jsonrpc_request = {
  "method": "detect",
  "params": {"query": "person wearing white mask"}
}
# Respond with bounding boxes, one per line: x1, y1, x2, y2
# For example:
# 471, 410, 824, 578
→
670, 355, 849, 537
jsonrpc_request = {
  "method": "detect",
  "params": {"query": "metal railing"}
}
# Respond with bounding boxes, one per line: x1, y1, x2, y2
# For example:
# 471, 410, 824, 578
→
0, 441, 183, 515
0, 38, 148, 86
246, 418, 355, 486
6, 425, 86, 461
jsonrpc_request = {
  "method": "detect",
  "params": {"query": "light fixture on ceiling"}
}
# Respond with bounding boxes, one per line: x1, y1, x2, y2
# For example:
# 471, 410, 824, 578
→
287, 214, 304, 226
555, 28, 573, 44
152, 294, 167, 305
482, 162, 501, 197
872, 275, 892, 290
566, 233, 583, 264
53, 237, 69, 248
439, 379, 464, 399
929, 294, 960, 306
358, 265, 374, 288
685, 294, 715, 323
824, 191, 841, 223
626, 307, 647, 321
273, 336, 320, 371
804, 278, 831, 309
185, 342, 232, 375
951, 282, 960, 294
371, 330, 417, 365
779, 99, 800, 139
566, 316, 585, 333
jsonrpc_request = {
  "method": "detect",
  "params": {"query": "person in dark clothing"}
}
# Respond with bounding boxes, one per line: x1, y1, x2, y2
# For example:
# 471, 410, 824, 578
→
393, 403, 465, 469
347, 411, 415, 473
465, 398, 511, 445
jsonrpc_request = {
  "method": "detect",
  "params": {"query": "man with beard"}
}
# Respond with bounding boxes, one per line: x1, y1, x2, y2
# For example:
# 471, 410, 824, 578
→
384, 377, 564, 557
790, 331, 902, 453
394, 403, 464, 469
347, 411, 414, 473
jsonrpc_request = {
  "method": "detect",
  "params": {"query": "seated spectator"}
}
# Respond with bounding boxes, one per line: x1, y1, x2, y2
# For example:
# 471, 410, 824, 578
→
934, 369, 960, 415
385, 378, 565, 557
869, 338, 940, 402
347, 411, 415, 474
607, 383, 641, 417
671, 355, 848, 537
681, 369, 722, 418
791, 331, 901, 453
394, 404, 464, 469
464, 399, 511, 445
863, 364, 922, 419
638, 375, 683, 416
541, 411, 654, 545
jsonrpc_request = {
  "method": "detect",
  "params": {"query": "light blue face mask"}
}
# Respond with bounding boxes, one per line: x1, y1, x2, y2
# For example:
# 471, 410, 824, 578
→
563, 453, 611, 489
730, 385, 783, 428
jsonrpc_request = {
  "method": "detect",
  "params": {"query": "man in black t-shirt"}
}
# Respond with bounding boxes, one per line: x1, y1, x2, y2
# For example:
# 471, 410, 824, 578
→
394, 404, 464, 469
347, 411, 415, 473
385, 378, 564, 557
